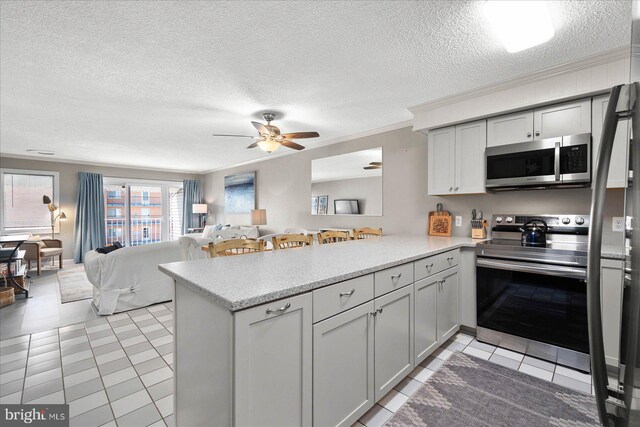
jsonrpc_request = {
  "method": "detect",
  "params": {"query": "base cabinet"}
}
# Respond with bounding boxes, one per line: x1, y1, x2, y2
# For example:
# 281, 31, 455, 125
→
313, 302, 375, 427
436, 267, 459, 342
374, 286, 414, 400
414, 276, 439, 365
234, 293, 312, 427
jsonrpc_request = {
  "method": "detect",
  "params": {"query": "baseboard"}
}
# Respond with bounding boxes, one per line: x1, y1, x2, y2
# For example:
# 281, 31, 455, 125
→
460, 325, 477, 336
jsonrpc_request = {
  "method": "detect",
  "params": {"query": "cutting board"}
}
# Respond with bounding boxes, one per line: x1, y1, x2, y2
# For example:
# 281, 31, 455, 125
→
428, 210, 452, 237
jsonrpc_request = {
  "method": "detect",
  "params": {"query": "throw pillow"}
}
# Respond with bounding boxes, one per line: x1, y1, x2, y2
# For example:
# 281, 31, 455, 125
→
27, 235, 46, 248
96, 241, 124, 254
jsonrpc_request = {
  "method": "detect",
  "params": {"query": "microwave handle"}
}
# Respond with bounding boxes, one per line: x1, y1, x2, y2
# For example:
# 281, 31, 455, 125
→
554, 141, 560, 182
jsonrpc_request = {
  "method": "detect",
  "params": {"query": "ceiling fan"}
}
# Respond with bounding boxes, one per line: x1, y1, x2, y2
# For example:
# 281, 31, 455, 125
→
363, 162, 383, 170
211, 112, 319, 153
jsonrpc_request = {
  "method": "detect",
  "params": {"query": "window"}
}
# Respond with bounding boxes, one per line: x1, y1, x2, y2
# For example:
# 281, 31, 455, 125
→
1, 169, 59, 233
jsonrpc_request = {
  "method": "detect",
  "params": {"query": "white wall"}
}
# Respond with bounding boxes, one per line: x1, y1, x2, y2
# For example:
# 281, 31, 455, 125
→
0, 157, 201, 259
203, 126, 625, 248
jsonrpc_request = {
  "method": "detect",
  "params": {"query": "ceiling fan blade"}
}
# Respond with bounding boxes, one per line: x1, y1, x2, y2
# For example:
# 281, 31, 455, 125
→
369, 162, 382, 166
280, 132, 319, 139
280, 140, 305, 150
252, 121, 270, 134
246, 142, 259, 149
363, 166, 382, 170
212, 133, 256, 138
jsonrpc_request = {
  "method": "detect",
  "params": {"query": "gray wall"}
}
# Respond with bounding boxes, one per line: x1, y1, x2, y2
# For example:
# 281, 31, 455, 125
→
311, 176, 382, 215
0, 157, 201, 259
203, 126, 625, 247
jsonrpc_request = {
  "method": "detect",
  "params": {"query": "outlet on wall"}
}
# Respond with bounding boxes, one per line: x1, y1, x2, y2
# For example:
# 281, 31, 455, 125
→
455, 216, 462, 227
612, 217, 625, 232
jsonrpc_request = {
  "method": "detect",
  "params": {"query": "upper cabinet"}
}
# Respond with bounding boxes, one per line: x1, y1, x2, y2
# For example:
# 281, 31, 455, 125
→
487, 99, 591, 147
592, 94, 629, 188
428, 120, 486, 196
533, 99, 591, 139
487, 111, 534, 147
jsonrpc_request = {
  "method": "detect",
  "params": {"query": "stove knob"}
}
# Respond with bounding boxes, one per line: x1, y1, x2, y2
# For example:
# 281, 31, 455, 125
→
575, 217, 585, 225
562, 217, 571, 225
495, 217, 503, 223
506, 216, 514, 223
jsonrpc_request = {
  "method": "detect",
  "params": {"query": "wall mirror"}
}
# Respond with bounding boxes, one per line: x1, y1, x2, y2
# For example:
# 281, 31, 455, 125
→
311, 147, 382, 216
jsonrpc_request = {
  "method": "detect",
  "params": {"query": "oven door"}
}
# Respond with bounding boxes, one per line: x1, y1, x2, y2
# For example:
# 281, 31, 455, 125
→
485, 138, 560, 188
476, 258, 589, 355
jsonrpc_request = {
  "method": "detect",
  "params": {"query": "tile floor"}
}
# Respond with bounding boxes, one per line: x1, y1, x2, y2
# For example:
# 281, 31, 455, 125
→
352, 332, 595, 427
0, 266, 598, 427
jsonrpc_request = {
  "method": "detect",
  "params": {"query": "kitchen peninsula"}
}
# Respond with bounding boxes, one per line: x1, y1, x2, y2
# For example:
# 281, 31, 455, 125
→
159, 235, 480, 427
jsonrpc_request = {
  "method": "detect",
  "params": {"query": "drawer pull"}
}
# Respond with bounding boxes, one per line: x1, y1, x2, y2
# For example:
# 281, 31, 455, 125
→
339, 288, 356, 297
447, 257, 454, 264
266, 302, 291, 315
391, 273, 402, 280
376, 307, 383, 315
426, 263, 434, 272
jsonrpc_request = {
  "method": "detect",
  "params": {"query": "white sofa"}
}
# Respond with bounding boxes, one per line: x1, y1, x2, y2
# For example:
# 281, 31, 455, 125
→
84, 241, 185, 315
185, 225, 260, 259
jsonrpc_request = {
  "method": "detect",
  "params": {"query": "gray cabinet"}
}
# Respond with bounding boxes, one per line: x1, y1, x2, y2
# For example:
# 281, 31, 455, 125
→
533, 99, 591, 139
427, 126, 456, 195
374, 285, 414, 401
601, 258, 624, 367
234, 293, 312, 427
414, 275, 438, 365
436, 267, 459, 342
313, 301, 375, 427
592, 94, 629, 188
487, 110, 534, 147
428, 121, 486, 196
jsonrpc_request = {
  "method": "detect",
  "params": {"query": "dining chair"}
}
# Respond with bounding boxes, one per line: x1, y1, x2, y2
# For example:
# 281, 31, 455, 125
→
272, 234, 314, 250
353, 227, 383, 239
208, 239, 265, 257
317, 230, 351, 244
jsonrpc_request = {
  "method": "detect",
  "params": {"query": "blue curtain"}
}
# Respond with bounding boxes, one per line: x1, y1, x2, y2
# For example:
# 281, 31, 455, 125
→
182, 179, 203, 234
74, 172, 106, 263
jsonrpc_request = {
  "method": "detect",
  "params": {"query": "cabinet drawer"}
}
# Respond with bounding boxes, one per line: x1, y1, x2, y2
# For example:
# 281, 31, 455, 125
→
374, 263, 413, 297
313, 275, 374, 323
414, 249, 460, 281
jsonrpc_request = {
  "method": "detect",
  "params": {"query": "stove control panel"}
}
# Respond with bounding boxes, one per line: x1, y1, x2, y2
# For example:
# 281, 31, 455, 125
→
491, 214, 590, 231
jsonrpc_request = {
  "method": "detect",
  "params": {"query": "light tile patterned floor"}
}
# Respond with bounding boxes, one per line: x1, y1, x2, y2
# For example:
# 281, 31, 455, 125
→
0, 302, 175, 427
352, 332, 595, 427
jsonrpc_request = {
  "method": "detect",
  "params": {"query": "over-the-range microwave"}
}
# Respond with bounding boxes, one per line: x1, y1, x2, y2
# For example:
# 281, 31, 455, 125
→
485, 133, 591, 190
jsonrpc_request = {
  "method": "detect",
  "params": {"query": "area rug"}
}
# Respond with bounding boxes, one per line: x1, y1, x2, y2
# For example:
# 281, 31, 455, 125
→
57, 264, 93, 303
386, 352, 598, 427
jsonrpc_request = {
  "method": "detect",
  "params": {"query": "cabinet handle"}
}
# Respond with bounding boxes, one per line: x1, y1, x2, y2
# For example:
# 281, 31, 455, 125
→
266, 302, 291, 315
447, 256, 453, 264
535, 131, 540, 136
391, 273, 402, 280
454, 187, 459, 191
449, 186, 453, 192
527, 132, 532, 138
377, 307, 383, 315
371, 308, 383, 317
426, 263, 434, 272
339, 288, 355, 297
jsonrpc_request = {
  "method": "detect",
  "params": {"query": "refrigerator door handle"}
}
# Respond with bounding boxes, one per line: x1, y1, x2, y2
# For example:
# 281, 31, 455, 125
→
587, 84, 623, 427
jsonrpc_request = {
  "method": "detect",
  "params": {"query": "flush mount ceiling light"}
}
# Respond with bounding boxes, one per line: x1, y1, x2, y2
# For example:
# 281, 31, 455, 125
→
26, 149, 55, 156
483, 0, 555, 53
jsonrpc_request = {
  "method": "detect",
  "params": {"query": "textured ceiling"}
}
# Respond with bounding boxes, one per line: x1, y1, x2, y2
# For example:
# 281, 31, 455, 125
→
0, 1, 632, 173
312, 148, 382, 182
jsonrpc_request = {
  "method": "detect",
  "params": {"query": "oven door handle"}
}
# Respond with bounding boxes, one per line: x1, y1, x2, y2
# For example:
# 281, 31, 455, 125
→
477, 258, 587, 280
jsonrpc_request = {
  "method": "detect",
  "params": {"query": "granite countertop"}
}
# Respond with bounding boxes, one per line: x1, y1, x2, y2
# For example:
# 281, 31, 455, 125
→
159, 235, 480, 312
601, 244, 627, 260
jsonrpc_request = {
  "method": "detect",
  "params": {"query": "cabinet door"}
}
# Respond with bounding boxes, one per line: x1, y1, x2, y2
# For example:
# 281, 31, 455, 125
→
592, 94, 629, 188
533, 99, 591, 139
437, 267, 459, 342
414, 275, 439, 365
374, 285, 413, 401
487, 110, 534, 147
455, 120, 487, 194
427, 126, 455, 195
234, 293, 312, 427
313, 302, 375, 427
601, 259, 624, 367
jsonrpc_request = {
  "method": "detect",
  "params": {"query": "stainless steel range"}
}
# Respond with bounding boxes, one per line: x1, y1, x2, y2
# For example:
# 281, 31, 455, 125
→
476, 214, 590, 372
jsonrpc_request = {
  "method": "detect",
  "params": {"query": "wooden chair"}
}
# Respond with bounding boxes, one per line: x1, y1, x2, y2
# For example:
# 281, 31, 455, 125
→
208, 239, 265, 257
272, 234, 313, 250
317, 230, 351, 245
353, 227, 383, 240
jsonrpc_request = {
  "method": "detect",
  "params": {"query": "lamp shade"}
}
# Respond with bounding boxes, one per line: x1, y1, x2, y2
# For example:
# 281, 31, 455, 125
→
251, 209, 267, 226
43, 195, 52, 204
192, 204, 208, 214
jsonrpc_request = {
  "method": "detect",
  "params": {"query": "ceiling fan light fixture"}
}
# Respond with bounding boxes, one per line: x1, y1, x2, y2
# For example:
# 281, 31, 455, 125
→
257, 138, 280, 153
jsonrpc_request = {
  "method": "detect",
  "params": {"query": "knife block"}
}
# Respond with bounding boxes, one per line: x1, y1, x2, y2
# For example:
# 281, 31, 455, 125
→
471, 220, 488, 239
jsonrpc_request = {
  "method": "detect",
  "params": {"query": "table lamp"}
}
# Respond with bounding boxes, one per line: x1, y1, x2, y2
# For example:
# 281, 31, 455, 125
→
193, 204, 208, 228
251, 209, 267, 230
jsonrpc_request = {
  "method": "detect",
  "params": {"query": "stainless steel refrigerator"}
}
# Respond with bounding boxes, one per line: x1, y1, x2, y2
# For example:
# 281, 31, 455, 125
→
588, 3, 640, 426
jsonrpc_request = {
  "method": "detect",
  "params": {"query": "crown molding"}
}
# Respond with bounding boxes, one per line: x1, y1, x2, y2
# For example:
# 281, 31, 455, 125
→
0, 154, 199, 176
200, 119, 413, 174
408, 46, 630, 114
